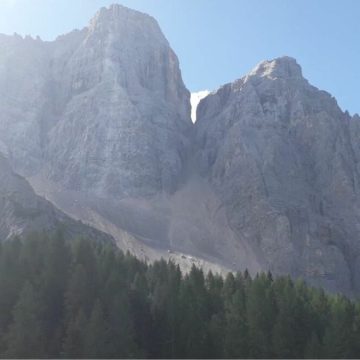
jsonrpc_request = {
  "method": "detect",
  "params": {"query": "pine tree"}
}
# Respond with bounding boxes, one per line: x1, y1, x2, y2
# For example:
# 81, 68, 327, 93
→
107, 291, 142, 358
41, 229, 71, 356
2, 230, 360, 359
62, 309, 87, 358
246, 273, 276, 358
0, 237, 23, 334
4, 281, 45, 358
322, 296, 355, 358
83, 300, 110, 358
223, 287, 248, 358
272, 277, 301, 358
64, 264, 93, 320
304, 332, 322, 359
178, 265, 210, 358
129, 271, 152, 357
206, 272, 225, 358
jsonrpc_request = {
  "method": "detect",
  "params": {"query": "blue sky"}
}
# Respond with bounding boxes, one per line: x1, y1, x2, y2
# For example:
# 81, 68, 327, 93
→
0, 0, 359, 115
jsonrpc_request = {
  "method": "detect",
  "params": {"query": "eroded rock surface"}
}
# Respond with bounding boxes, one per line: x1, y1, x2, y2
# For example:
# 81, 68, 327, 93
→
0, 4, 191, 197
195, 56, 360, 294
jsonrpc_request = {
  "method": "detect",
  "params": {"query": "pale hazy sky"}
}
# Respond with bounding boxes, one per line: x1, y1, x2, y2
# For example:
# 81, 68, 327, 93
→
0, 0, 359, 115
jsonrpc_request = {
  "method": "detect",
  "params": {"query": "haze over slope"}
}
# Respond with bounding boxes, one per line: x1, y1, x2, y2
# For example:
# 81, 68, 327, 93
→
0, 154, 113, 243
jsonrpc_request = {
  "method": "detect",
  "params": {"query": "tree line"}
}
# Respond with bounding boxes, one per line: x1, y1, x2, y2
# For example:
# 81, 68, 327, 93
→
0, 230, 359, 358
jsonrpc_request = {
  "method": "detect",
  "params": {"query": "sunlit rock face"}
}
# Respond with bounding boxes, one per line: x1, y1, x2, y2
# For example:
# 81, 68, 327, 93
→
195, 56, 360, 295
0, 4, 192, 197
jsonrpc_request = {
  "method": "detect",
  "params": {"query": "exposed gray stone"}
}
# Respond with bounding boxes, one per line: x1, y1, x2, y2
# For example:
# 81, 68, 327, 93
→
0, 4, 191, 197
195, 57, 360, 295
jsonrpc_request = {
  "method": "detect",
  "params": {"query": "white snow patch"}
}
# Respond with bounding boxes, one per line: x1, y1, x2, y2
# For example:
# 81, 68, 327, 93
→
190, 90, 210, 123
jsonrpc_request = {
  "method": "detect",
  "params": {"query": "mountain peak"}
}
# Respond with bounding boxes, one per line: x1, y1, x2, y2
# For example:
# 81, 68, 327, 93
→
86, 3, 166, 48
249, 56, 303, 79
95, 3, 145, 18
89, 3, 158, 31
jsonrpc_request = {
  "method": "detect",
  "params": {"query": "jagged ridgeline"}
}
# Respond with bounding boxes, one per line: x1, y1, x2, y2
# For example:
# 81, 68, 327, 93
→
0, 232, 359, 359
0, 3, 360, 297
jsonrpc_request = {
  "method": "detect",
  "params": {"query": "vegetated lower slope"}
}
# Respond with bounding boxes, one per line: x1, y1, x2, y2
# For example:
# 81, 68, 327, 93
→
0, 231, 359, 359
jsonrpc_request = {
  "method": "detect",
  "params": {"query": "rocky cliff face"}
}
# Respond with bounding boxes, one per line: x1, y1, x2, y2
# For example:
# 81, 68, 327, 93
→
195, 56, 360, 294
0, 4, 191, 197
1, 5, 360, 295
0, 4, 227, 275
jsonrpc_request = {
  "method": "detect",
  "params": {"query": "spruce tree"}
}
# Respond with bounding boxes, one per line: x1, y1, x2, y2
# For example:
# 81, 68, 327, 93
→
224, 287, 248, 358
62, 309, 87, 358
83, 300, 110, 358
41, 229, 71, 356
246, 273, 276, 358
4, 281, 45, 358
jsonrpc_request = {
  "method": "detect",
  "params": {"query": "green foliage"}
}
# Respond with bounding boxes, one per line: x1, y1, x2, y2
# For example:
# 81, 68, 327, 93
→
4, 281, 45, 358
1, 231, 360, 358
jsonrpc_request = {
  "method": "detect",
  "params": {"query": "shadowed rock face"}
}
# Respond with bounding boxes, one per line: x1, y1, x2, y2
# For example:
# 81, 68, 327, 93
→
0, 4, 191, 197
0, 155, 114, 243
1, 5, 360, 295
195, 56, 360, 295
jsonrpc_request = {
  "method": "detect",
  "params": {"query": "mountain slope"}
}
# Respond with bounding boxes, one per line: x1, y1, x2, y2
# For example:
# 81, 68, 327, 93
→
0, 4, 232, 275
0, 154, 113, 243
1, 4, 360, 294
195, 56, 360, 294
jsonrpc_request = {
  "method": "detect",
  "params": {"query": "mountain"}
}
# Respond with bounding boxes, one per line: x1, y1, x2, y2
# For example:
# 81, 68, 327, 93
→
195, 56, 360, 294
1, 4, 360, 294
0, 154, 114, 243
0, 4, 191, 197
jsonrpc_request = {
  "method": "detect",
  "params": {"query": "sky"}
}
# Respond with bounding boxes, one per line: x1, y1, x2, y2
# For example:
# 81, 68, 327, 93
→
0, 0, 359, 115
